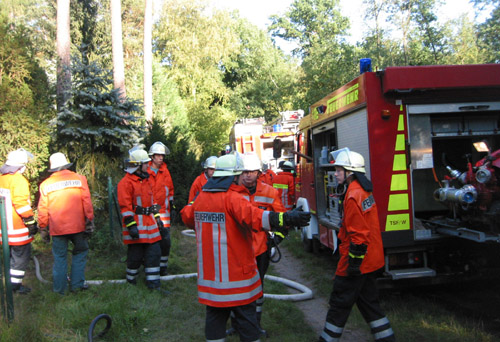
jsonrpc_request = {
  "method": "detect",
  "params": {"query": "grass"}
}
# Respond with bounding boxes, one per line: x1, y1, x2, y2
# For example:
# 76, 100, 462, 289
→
282, 230, 500, 342
0, 226, 317, 342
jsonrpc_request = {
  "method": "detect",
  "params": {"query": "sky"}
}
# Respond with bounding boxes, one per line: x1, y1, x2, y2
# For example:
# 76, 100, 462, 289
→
211, 0, 481, 48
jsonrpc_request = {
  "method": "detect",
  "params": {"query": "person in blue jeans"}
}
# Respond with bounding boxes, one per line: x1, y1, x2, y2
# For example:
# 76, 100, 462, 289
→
38, 153, 95, 294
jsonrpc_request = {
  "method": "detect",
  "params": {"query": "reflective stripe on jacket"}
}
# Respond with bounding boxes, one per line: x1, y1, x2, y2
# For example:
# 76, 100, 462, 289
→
147, 162, 174, 227
188, 172, 208, 203
117, 173, 161, 245
336, 180, 385, 276
244, 181, 286, 257
0, 173, 34, 245
272, 171, 295, 209
38, 170, 94, 236
181, 183, 273, 308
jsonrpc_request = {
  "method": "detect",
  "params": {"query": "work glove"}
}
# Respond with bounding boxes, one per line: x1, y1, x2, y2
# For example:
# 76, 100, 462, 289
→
40, 228, 51, 244
84, 218, 95, 239
169, 200, 177, 224
347, 242, 367, 276
128, 225, 139, 240
124, 216, 139, 240
283, 206, 311, 227
154, 213, 167, 238
269, 207, 311, 230
23, 216, 38, 237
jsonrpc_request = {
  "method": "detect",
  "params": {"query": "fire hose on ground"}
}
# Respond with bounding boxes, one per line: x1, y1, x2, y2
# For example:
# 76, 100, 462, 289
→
32, 231, 313, 338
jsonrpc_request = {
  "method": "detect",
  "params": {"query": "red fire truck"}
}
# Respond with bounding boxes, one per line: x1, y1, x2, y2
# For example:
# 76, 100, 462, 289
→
229, 110, 303, 170
295, 64, 500, 284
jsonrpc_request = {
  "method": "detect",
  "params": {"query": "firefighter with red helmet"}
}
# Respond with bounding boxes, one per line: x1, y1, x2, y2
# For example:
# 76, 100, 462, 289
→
118, 147, 162, 290
273, 161, 295, 210
38, 152, 94, 294
147, 141, 175, 276
0, 148, 37, 294
319, 148, 395, 342
181, 153, 310, 342
188, 155, 217, 203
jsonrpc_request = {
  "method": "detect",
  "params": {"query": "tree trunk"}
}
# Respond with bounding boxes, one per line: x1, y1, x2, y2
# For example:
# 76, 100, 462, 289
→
56, 0, 71, 112
144, 0, 153, 122
111, 0, 126, 102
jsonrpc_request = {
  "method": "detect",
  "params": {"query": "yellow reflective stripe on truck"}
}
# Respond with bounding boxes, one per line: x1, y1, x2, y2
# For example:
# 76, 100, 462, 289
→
385, 112, 411, 231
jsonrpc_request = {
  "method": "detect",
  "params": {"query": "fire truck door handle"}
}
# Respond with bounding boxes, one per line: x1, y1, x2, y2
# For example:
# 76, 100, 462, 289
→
406, 139, 411, 168
310, 182, 315, 188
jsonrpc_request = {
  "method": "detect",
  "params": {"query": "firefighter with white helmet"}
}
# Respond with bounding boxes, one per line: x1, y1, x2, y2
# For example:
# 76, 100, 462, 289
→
0, 148, 37, 294
181, 152, 310, 342
38, 152, 94, 294
273, 161, 296, 210
319, 147, 395, 342
147, 141, 175, 276
117, 146, 163, 291
225, 152, 286, 337
188, 155, 217, 203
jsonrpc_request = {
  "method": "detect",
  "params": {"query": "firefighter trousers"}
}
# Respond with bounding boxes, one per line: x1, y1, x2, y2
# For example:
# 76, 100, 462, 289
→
10, 244, 32, 289
126, 242, 161, 289
206, 302, 261, 342
159, 228, 171, 275
319, 272, 395, 342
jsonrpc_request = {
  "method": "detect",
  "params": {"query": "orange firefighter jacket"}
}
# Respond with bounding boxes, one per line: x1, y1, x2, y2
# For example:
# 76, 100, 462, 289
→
147, 161, 174, 228
272, 171, 295, 210
38, 170, 94, 236
181, 183, 274, 308
242, 181, 286, 257
188, 172, 208, 203
336, 180, 385, 276
117, 172, 161, 245
0, 172, 34, 245
258, 169, 277, 186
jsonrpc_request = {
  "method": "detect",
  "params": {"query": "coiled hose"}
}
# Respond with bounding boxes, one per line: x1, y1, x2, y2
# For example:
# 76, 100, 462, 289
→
88, 314, 112, 341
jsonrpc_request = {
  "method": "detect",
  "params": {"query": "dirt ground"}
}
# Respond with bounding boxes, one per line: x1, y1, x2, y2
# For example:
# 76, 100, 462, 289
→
270, 245, 371, 342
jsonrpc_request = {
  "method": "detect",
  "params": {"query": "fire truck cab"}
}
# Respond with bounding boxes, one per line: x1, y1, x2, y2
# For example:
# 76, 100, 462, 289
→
296, 64, 500, 283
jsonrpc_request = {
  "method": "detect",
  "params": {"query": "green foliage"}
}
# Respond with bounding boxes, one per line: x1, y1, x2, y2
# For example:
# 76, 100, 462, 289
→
0, 14, 53, 186
55, 55, 144, 157
143, 119, 200, 211
476, 2, 500, 63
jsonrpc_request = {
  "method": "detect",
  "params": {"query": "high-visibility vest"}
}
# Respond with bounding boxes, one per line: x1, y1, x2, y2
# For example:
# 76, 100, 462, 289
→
38, 170, 94, 235
117, 173, 161, 245
273, 171, 295, 209
336, 180, 385, 276
181, 184, 273, 308
0, 172, 34, 246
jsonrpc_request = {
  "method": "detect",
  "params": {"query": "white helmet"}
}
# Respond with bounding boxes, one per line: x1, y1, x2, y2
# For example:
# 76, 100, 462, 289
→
213, 153, 244, 177
280, 161, 294, 170
125, 146, 151, 173
203, 156, 218, 169
49, 152, 72, 172
5, 148, 33, 167
148, 141, 170, 156
242, 153, 262, 172
330, 147, 365, 173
